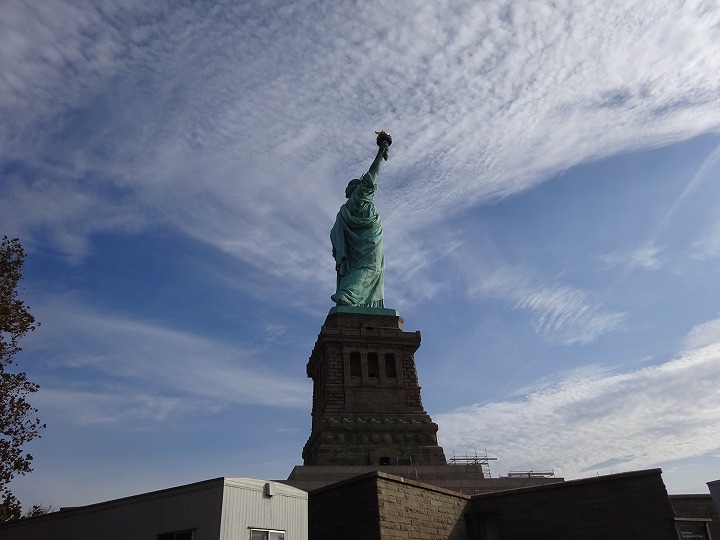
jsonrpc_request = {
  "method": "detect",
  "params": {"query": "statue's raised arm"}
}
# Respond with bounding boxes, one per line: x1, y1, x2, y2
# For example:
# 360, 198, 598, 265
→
330, 132, 392, 308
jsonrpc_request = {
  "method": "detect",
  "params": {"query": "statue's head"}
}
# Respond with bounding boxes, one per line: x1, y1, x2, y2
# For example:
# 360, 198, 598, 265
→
345, 179, 361, 198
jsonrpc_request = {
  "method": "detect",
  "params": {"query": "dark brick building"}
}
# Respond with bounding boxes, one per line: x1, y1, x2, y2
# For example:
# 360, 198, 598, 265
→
308, 469, 710, 540
670, 494, 719, 539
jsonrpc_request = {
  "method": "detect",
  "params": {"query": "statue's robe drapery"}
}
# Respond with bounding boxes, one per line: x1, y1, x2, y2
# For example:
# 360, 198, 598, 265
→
331, 170, 384, 307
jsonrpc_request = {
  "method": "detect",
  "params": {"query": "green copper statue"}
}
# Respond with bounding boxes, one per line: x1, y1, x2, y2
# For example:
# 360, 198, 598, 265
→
331, 131, 392, 308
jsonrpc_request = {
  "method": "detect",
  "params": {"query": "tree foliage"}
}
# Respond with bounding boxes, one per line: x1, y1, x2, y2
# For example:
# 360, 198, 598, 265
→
0, 494, 53, 521
0, 236, 44, 521
0, 493, 21, 522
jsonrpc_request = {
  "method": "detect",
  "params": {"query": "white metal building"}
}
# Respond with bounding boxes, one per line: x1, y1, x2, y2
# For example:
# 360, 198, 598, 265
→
0, 477, 308, 540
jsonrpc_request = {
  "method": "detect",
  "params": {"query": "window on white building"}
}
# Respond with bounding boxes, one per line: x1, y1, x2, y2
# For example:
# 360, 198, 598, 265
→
249, 528, 285, 540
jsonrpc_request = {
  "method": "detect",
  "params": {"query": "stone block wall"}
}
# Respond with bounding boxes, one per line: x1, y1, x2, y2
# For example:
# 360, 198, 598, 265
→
467, 469, 678, 540
375, 475, 470, 540
308, 473, 381, 540
302, 311, 446, 467
307, 472, 469, 540
305, 469, 684, 540
670, 494, 720, 539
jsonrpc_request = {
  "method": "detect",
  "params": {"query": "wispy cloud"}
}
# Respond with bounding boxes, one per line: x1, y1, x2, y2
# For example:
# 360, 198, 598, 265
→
435, 316, 720, 479
600, 244, 663, 271
683, 317, 720, 350
515, 284, 626, 344
27, 295, 310, 427
3, 1, 720, 292
470, 267, 625, 344
693, 226, 720, 261
34, 388, 212, 427
602, 141, 720, 270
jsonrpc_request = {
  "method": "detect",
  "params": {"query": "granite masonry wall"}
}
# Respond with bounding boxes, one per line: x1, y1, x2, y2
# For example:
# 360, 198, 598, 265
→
307, 469, 690, 540
375, 474, 470, 540
307, 472, 381, 540
308, 472, 469, 540
467, 469, 678, 540
670, 494, 720, 539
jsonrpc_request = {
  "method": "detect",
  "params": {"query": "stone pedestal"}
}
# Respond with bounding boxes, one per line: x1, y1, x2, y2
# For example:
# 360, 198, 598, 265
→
285, 307, 565, 495
301, 307, 447, 467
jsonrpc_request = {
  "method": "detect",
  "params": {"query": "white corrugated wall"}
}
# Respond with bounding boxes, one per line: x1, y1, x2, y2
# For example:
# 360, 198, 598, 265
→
219, 479, 308, 540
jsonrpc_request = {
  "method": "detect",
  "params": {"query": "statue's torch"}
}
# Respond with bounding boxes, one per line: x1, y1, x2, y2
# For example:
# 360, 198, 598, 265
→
375, 131, 392, 160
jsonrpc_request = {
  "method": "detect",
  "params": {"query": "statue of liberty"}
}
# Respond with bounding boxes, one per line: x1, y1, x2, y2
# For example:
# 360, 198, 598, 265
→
330, 132, 392, 308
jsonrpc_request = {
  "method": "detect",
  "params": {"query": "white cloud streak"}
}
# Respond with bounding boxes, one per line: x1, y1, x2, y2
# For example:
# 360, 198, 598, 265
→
602, 140, 720, 269
27, 295, 310, 427
515, 284, 626, 345
471, 267, 625, 344
600, 244, 663, 271
435, 316, 720, 480
2, 0, 720, 299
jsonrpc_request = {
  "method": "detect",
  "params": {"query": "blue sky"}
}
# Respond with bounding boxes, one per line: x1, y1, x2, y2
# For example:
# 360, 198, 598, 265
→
2, 0, 720, 509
